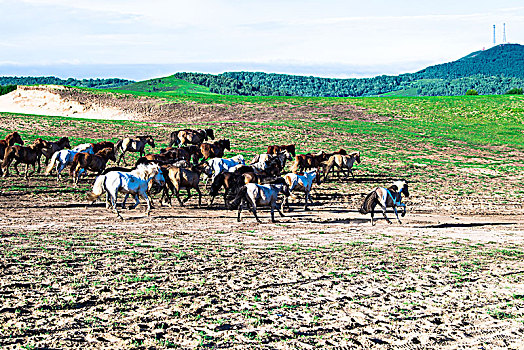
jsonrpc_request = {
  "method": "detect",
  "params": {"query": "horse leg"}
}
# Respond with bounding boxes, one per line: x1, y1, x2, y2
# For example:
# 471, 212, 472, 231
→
130, 194, 141, 210
183, 188, 192, 204
122, 194, 129, 209
117, 151, 125, 166
108, 190, 123, 220
392, 205, 402, 225
276, 200, 285, 218
174, 187, 184, 206
304, 190, 311, 211
196, 187, 202, 207
237, 198, 245, 222
13, 160, 20, 176
377, 202, 392, 224
400, 203, 407, 217
247, 197, 261, 223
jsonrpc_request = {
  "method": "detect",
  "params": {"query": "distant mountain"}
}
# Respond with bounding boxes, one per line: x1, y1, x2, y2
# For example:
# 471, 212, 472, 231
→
414, 44, 524, 80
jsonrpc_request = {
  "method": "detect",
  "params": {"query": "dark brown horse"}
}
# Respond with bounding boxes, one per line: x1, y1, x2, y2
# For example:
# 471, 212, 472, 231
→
38, 137, 71, 172
2, 138, 46, 179
200, 139, 231, 160
208, 171, 258, 206
267, 144, 296, 157
92, 141, 115, 153
161, 163, 209, 207
168, 128, 214, 147
70, 147, 116, 185
0, 132, 24, 176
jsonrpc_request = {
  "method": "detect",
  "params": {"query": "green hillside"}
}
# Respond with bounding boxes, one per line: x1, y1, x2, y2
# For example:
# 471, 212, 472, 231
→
116, 75, 212, 95
415, 44, 524, 80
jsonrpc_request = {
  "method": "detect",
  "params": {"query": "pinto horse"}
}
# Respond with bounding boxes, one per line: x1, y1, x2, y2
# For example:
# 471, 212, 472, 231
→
115, 135, 155, 165
267, 144, 296, 157
229, 183, 290, 223
283, 169, 320, 211
39, 137, 71, 172
2, 138, 46, 179
87, 163, 165, 219
0, 132, 24, 176
359, 180, 410, 226
70, 147, 116, 185
168, 128, 214, 147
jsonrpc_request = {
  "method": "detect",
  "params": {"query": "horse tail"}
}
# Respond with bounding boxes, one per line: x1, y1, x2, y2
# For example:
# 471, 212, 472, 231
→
227, 185, 247, 210
87, 175, 106, 202
323, 156, 335, 181
359, 190, 378, 214
44, 150, 60, 175
70, 154, 81, 176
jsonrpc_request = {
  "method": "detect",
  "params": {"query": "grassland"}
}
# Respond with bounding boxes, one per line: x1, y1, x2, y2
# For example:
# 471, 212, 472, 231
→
0, 90, 523, 349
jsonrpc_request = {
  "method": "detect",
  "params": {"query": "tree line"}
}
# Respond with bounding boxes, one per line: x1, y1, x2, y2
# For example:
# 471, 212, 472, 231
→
0, 76, 133, 89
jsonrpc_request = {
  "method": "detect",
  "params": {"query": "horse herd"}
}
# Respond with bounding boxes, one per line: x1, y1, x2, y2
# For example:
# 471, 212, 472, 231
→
0, 129, 409, 225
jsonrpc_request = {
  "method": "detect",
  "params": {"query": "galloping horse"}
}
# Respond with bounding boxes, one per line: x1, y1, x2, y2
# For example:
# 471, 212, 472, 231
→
208, 171, 258, 207
283, 169, 321, 211
39, 137, 71, 172
161, 164, 207, 207
323, 152, 361, 181
115, 136, 155, 165
251, 150, 292, 172
70, 147, 116, 185
229, 183, 290, 223
0, 132, 24, 176
167, 128, 214, 147
44, 146, 95, 181
2, 138, 46, 179
87, 163, 165, 219
359, 180, 410, 226
206, 155, 245, 183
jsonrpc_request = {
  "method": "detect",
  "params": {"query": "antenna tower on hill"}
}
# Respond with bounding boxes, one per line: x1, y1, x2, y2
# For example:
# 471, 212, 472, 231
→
493, 24, 496, 45
503, 23, 507, 43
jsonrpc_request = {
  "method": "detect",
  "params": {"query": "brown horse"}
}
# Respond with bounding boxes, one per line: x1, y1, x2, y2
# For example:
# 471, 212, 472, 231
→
2, 138, 46, 179
323, 152, 361, 180
267, 144, 296, 157
70, 147, 116, 185
200, 139, 231, 160
208, 171, 258, 206
290, 151, 327, 173
0, 132, 24, 176
92, 141, 115, 153
38, 137, 71, 172
168, 128, 214, 147
161, 163, 208, 207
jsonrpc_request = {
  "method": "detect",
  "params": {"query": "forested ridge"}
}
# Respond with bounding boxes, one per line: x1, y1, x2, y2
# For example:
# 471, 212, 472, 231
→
0, 76, 132, 89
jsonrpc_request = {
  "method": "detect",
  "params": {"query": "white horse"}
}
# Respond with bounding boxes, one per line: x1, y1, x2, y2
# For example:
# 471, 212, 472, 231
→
206, 155, 245, 183
87, 163, 165, 220
229, 183, 290, 223
359, 180, 410, 225
44, 145, 95, 180
283, 169, 320, 211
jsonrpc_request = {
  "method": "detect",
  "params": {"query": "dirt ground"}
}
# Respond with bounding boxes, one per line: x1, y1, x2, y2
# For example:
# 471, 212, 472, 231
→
1, 172, 523, 349
1, 92, 524, 349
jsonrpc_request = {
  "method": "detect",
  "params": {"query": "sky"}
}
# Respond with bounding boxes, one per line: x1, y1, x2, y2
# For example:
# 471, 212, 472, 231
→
1, 0, 523, 80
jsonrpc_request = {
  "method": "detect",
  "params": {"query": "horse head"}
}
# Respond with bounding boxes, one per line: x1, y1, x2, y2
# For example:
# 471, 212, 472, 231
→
33, 138, 46, 150
60, 137, 71, 149
206, 129, 215, 140
146, 136, 155, 148
353, 151, 361, 164
11, 132, 24, 146
392, 180, 409, 197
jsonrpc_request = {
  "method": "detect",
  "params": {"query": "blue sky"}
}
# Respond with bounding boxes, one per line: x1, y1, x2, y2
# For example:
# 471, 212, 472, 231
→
1, 0, 523, 79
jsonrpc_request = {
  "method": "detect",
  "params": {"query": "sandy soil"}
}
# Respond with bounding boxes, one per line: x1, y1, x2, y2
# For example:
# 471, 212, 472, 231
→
0, 86, 136, 120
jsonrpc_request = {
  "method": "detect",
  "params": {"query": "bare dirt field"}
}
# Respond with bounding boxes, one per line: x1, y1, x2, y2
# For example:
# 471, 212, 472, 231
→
1, 93, 524, 349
